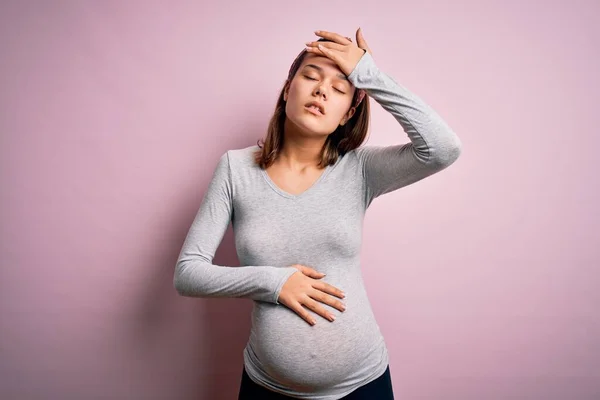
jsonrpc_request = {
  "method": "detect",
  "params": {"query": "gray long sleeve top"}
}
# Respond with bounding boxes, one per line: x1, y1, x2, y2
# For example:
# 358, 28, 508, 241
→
174, 51, 462, 399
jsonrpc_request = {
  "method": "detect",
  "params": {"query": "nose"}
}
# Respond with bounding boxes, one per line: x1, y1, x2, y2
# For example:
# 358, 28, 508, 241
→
314, 85, 327, 100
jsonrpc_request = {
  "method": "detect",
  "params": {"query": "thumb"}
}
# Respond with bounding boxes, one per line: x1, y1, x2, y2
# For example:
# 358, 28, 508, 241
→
356, 27, 372, 55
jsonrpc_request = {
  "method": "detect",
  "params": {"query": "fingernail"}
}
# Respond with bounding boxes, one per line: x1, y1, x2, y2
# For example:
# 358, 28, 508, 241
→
329, 315, 336, 321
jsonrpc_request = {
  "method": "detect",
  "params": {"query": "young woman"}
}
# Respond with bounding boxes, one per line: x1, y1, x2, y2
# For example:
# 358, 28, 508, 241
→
174, 28, 462, 399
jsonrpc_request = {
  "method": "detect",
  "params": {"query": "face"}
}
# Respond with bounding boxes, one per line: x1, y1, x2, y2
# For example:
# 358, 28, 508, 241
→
283, 53, 357, 136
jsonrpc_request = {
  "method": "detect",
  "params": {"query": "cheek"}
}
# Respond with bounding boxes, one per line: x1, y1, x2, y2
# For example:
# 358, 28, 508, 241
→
287, 86, 314, 115
329, 101, 353, 119
288, 81, 308, 101
285, 89, 301, 114
285, 85, 298, 106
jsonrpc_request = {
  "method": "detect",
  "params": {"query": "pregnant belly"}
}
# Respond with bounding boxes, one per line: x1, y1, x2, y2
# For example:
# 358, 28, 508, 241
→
249, 295, 384, 390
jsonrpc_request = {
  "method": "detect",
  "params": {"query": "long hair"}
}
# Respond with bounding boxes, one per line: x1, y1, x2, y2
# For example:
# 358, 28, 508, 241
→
254, 38, 371, 169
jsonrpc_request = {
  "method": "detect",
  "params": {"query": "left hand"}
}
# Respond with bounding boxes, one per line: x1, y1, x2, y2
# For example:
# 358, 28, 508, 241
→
305, 28, 373, 76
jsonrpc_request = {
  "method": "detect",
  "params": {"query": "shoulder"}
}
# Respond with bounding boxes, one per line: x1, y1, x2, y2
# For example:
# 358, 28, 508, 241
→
344, 146, 363, 167
215, 144, 263, 188
224, 144, 261, 169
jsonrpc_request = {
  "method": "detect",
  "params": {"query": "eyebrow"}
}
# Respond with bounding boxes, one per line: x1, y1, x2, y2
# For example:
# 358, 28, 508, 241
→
303, 64, 348, 81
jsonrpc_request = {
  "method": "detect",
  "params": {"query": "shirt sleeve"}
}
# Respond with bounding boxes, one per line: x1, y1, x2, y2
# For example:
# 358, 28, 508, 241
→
173, 151, 298, 304
347, 51, 463, 207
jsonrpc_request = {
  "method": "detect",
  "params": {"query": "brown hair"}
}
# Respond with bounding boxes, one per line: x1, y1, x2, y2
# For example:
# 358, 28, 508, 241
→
254, 38, 371, 169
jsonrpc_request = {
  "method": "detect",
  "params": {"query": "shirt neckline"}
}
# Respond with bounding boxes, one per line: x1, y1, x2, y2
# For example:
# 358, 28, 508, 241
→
260, 161, 336, 200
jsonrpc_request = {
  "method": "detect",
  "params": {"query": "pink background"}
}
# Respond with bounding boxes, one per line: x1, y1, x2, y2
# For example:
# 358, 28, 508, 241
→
1, 1, 598, 399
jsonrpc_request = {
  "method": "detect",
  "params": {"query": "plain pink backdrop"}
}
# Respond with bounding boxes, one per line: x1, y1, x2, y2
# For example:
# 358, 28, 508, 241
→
1, 1, 598, 399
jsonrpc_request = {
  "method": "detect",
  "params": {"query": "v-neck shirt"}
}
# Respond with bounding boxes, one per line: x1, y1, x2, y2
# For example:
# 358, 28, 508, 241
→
260, 160, 335, 200
174, 51, 462, 399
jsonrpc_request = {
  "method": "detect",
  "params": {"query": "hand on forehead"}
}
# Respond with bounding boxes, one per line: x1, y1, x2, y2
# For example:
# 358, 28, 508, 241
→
287, 30, 369, 108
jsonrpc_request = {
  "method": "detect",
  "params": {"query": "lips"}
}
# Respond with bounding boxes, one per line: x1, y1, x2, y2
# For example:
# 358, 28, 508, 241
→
305, 106, 324, 116
305, 101, 325, 115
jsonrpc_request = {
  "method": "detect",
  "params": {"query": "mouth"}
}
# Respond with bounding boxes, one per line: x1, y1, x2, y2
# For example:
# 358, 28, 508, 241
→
304, 102, 325, 116
305, 105, 324, 116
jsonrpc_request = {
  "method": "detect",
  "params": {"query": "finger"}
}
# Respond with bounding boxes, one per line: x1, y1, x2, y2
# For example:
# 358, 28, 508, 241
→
314, 43, 342, 63
312, 280, 346, 299
306, 45, 343, 66
355, 27, 372, 55
306, 41, 345, 52
289, 300, 316, 326
301, 266, 326, 279
304, 46, 326, 56
303, 297, 336, 322
309, 289, 346, 313
304, 268, 325, 279
314, 30, 352, 45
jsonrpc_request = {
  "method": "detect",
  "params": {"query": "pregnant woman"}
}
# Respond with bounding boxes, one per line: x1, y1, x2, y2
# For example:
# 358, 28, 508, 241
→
174, 28, 462, 399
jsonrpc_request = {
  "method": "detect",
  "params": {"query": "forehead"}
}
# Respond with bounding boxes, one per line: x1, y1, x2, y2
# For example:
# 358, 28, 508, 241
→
300, 54, 344, 74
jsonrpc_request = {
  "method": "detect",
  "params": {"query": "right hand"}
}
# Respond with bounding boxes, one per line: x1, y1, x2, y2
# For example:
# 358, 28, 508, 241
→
277, 264, 346, 326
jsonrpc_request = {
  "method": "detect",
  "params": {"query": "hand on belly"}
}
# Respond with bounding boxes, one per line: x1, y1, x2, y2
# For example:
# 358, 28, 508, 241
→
277, 264, 347, 325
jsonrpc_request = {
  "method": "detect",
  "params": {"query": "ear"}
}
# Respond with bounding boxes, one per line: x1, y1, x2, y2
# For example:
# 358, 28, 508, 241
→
339, 106, 356, 126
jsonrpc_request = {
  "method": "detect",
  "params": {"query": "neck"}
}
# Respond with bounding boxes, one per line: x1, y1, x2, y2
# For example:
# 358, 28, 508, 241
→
279, 118, 328, 170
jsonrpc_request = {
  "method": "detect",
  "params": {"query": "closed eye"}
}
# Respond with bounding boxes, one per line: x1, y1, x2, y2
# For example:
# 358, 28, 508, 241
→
303, 76, 347, 94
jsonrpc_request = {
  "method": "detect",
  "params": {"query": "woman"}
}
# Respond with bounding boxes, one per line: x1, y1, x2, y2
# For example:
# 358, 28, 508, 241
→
174, 28, 462, 399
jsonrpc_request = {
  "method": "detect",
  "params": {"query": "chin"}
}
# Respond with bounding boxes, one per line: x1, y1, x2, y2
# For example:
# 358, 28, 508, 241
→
297, 122, 330, 137
289, 114, 332, 136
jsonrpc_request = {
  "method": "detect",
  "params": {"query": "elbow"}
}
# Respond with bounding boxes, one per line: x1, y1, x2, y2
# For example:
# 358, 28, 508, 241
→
447, 140, 463, 164
173, 265, 186, 296
434, 136, 462, 167
173, 256, 218, 299
173, 271, 185, 296
173, 261, 198, 298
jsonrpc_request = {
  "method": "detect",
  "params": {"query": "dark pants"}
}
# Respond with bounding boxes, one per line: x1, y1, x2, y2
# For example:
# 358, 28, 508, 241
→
238, 365, 394, 399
